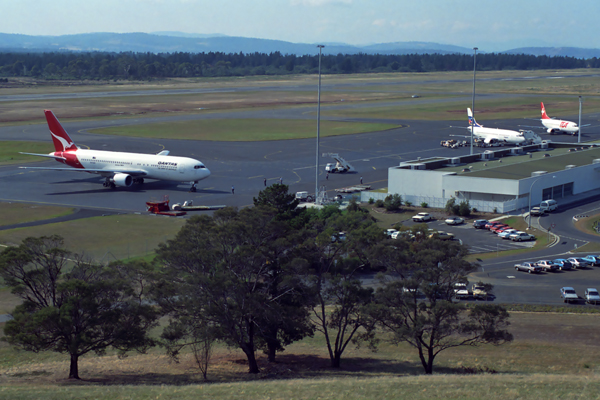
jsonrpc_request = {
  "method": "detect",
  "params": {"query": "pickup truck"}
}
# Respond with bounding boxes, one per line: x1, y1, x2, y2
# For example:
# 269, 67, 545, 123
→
514, 262, 542, 274
510, 231, 536, 242
412, 212, 432, 222
537, 260, 559, 272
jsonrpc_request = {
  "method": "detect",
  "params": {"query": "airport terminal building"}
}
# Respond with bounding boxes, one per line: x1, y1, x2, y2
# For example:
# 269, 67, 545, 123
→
362, 142, 600, 213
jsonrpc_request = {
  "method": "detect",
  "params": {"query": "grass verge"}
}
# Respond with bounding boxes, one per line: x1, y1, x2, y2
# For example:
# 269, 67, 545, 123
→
0, 203, 75, 227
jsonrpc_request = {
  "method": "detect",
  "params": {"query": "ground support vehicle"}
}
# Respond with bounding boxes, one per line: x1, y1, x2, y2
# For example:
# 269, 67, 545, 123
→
295, 191, 314, 202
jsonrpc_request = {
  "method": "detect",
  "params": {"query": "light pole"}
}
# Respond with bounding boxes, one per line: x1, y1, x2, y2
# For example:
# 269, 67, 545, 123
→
315, 44, 324, 203
528, 175, 555, 230
578, 96, 582, 144
470, 47, 478, 155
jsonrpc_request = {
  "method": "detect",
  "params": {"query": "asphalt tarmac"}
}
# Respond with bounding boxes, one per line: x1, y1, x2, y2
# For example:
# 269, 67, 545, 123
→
2, 90, 600, 306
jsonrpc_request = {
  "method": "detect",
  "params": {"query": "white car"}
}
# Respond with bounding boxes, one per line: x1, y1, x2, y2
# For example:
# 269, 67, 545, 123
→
585, 288, 600, 305
498, 229, 518, 239
454, 282, 469, 299
510, 231, 535, 242
560, 287, 578, 303
445, 217, 464, 225
412, 212, 432, 222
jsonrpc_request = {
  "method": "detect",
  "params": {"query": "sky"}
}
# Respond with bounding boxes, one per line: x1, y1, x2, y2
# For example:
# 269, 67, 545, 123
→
2, 0, 600, 51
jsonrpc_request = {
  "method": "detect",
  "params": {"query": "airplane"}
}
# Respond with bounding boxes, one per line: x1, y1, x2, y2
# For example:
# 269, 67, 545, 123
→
539, 102, 581, 135
19, 110, 210, 190
454, 108, 542, 145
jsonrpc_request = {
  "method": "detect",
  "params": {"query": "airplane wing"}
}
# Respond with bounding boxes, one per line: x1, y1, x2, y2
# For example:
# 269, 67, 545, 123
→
19, 166, 148, 176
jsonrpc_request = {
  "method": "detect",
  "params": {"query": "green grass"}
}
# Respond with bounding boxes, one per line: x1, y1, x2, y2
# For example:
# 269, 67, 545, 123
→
0, 203, 75, 227
0, 214, 186, 262
0, 141, 55, 164
89, 119, 401, 141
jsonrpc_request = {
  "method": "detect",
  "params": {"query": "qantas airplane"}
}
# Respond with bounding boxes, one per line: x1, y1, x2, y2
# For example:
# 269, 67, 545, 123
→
540, 102, 580, 135
20, 110, 210, 190
459, 108, 542, 145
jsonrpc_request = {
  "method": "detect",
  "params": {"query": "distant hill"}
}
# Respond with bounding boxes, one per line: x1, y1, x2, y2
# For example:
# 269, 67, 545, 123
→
0, 32, 599, 58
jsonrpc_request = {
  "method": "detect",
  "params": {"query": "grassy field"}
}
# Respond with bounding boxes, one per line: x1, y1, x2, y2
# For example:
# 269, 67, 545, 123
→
1, 312, 600, 399
90, 119, 402, 141
0, 203, 75, 227
2, 69, 600, 126
0, 214, 186, 262
0, 141, 55, 165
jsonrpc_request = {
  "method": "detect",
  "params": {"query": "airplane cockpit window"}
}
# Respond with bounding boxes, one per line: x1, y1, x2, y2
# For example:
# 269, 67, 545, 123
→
194, 165, 206, 169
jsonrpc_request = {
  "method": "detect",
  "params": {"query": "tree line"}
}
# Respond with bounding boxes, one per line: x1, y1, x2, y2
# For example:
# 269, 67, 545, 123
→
1, 184, 512, 379
0, 50, 599, 80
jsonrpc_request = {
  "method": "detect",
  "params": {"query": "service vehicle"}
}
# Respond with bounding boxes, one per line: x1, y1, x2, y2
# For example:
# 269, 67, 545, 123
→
324, 153, 355, 173
514, 261, 542, 273
560, 287, 578, 303
445, 216, 464, 225
295, 191, 314, 202
412, 212, 432, 222
553, 259, 573, 271
510, 231, 536, 242
540, 199, 558, 212
537, 260, 559, 272
473, 219, 488, 229
585, 288, 600, 305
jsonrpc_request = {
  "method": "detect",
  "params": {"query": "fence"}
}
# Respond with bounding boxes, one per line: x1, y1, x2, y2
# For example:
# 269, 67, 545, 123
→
361, 191, 525, 214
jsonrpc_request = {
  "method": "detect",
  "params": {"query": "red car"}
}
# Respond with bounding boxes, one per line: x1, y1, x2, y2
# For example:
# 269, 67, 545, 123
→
485, 221, 503, 230
491, 225, 511, 234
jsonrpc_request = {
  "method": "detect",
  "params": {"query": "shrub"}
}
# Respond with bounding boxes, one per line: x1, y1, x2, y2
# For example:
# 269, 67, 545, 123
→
458, 200, 471, 217
383, 194, 402, 212
374, 199, 384, 207
368, 198, 375, 204
420, 202, 428, 208
404, 201, 413, 207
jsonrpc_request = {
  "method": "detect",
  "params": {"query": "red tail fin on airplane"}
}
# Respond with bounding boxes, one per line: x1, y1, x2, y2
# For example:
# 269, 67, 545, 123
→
541, 102, 550, 120
45, 110, 77, 152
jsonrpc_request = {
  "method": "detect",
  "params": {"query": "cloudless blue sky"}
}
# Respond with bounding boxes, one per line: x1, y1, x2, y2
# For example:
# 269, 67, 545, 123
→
2, 0, 599, 51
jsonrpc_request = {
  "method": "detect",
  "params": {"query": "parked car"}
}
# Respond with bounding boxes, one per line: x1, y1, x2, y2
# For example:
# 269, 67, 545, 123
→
514, 262, 542, 274
473, 219, 488, 229
429, 231, 455, 241
529, 207, 547, 216
412, 212, 432, 222
491, 224, 510, 233
445, 216, 464, 225
553, 259, 573, 271
386, 229, 399, 237
540, 199, 558, 212
582, 255, 600, 266
472, 283, 488, 300
560, 287, 578, 303
510, 231, 536, 242
567, 257, 589, 268
454, 282, 470, 299
537, 260, 559, 272
585, 288, 600, 305
485, 221, 504, 230
498, 229, 519, 239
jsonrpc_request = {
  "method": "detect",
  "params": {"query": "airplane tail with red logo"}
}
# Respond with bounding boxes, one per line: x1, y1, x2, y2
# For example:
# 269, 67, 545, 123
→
541, 102, 550, 120
45, 110, 78, 152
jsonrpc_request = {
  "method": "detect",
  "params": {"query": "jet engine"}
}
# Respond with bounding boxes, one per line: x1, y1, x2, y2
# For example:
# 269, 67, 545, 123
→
112, 173, 133, 187
547, 128, 555, 134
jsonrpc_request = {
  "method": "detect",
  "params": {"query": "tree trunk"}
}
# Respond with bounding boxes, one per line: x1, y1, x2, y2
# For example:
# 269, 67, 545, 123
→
331, 350, 342, 368
244, 347, 260, 374
267, 341, 277, 363
69, 354, 80, 379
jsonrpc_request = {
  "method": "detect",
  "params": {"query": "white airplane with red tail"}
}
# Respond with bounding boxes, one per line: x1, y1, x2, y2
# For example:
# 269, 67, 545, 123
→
20, 110, 210, 190
540, 102, 580, 135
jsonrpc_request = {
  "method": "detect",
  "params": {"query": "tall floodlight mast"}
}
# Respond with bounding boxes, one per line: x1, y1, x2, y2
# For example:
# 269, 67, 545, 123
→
315, 45, 324, 203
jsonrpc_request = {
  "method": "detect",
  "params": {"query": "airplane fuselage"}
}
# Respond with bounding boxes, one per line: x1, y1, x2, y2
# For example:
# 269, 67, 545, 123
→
51, 149, 210, 183
541, 118, 579, 135
470, 127, 527, 144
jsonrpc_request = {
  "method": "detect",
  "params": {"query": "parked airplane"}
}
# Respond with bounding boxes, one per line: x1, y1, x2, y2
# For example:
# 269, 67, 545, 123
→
539, 102, 580, 135
20, 110, 210, 190
456, 108, 541, 145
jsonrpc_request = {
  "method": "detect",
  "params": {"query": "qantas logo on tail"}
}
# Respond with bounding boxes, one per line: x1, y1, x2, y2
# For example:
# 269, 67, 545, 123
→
45, 110, 77, 152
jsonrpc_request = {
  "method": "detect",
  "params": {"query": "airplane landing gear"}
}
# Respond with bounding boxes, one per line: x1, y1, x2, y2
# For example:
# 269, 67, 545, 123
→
189, 181, 198, 192
103, 178, 116, 189
133, 178, 144, 184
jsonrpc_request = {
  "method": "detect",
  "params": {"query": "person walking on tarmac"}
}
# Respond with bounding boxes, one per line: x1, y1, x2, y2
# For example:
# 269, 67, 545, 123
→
360, 176, 363, 184
326, 172, 329, 180
264, 178, 267, 186
232, 185, 235, 194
